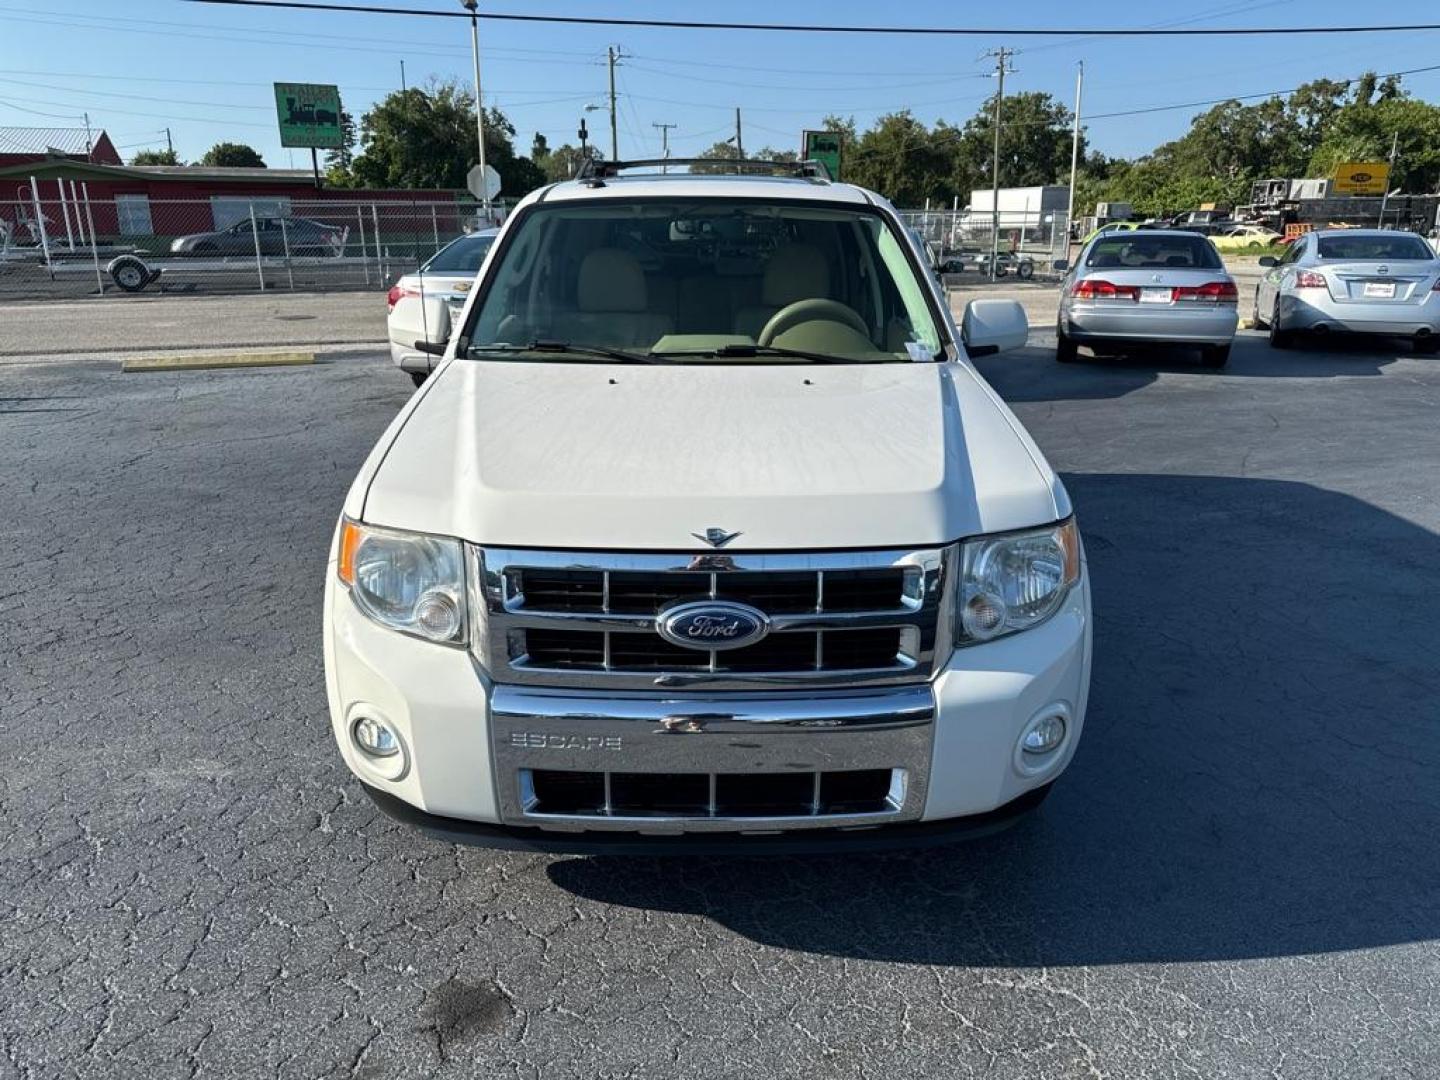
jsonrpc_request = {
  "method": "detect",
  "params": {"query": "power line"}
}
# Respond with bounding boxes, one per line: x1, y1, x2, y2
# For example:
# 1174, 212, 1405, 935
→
177, 1, 1440, 37
622, 61, 990, 94
0, 3, 602, 57
849, 59, 1440, 165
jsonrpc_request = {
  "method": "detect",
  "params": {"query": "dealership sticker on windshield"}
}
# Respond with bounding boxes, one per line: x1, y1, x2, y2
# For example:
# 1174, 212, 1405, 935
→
905, 342, 934, 362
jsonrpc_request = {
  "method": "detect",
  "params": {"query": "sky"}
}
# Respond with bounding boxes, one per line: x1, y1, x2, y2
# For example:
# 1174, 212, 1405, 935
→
2, 0, 1439, 179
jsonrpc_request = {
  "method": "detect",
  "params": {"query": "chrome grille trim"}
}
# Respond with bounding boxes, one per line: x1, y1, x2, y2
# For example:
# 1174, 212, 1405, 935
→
490, 684, 933, 831
471, 546, 952, 691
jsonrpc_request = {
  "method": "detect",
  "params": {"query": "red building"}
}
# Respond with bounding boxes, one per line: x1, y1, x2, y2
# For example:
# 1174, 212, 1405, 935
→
0, 126, 122, 168
1, 156, 475, 249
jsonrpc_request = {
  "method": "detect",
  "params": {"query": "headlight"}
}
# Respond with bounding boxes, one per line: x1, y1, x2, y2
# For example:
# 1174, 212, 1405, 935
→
337, 519, 467, 645
956, 518, 1080, 645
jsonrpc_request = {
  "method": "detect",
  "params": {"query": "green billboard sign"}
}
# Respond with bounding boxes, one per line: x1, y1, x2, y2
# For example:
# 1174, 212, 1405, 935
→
273, 83, 343, 149
802, 129, 843, 181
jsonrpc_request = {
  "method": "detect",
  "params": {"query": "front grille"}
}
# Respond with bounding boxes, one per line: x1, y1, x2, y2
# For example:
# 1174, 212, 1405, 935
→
477, 547, 949, 690
525, 627, 903, 673
515, 567, 907, 615
527, 767, 898, 819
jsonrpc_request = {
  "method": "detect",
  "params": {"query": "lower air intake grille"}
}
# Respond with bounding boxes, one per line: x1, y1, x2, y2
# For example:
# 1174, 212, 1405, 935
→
527, 768, 897, 819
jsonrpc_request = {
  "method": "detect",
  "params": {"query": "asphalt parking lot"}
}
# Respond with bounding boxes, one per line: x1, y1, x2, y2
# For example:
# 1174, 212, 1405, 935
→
2, 328, 1438, 1078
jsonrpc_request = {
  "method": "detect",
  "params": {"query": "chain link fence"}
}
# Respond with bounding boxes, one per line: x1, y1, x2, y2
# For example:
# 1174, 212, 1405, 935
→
898, 208, 1072, 283
0, 183, 1074, 301
0, 185, 493, 300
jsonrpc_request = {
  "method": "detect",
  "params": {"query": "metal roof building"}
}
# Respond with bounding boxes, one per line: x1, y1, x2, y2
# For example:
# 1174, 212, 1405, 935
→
0, 127, 121, 167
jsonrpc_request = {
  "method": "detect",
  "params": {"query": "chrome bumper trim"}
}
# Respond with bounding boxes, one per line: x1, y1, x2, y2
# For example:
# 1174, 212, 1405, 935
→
490, 684, 935, 832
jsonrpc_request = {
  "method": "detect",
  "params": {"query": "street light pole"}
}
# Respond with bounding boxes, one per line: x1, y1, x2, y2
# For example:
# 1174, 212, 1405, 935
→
608, 45, 621, 162
1066, 61, 1084, 250
985, 47, 1014, 281
459, 0, 490, 219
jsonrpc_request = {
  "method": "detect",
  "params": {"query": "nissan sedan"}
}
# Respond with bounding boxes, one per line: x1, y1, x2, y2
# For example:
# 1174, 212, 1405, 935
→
1255, 229, 1440, 353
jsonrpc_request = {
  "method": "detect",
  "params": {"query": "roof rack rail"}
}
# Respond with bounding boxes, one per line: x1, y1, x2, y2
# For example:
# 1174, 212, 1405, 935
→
575, 157, 834, 184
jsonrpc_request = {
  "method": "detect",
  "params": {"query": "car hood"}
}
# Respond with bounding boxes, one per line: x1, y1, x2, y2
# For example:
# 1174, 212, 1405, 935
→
360, 358, 1064, 551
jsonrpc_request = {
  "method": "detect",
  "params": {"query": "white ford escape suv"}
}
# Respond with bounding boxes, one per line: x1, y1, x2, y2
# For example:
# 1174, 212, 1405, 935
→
324, 161, 1092, 853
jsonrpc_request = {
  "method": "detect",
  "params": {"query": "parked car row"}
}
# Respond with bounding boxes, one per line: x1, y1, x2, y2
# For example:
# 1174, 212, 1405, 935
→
1055, 227, 1440, 366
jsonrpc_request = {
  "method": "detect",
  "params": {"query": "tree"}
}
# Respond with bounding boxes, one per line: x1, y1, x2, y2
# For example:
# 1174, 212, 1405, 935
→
689, 138, 746, 174
846, 111, 950, 206
350, 81, 544, 197
130, 149, 179, 166
324, 109, 358, 173
541, 143, 601, 182
200, 142, 265, 168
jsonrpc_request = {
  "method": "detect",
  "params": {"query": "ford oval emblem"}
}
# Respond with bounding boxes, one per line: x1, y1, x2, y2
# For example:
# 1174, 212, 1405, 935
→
656, 601, 769, 651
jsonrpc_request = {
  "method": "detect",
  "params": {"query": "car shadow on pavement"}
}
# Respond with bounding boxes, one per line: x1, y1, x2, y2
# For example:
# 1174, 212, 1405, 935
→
978, 335, 1407, 403
547, 473, 1440, 967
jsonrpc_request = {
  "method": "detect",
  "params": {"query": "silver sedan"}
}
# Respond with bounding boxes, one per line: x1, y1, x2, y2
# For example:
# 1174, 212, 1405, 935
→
1255, 229, 1440, 354
1056, 229, 1239, 367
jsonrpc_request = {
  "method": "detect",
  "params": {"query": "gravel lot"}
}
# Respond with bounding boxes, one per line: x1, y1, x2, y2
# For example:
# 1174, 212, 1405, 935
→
2, 330, 1438, 1078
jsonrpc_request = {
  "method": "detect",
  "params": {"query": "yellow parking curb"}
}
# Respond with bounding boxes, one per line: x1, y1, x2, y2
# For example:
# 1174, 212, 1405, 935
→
122, 350, 315, 373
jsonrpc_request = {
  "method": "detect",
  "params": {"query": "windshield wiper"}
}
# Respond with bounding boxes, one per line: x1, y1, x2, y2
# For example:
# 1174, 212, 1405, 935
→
653, 343, 862, 364
472, 340, 662, 364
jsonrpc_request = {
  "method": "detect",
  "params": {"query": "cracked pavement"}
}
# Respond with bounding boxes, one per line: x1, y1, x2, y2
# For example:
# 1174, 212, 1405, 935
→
1, 332, 1438, 1078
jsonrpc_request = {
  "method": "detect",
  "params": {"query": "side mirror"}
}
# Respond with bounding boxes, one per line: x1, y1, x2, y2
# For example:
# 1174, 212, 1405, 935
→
1052, 258, 1069, 272
1258, 256, 1278, 267
961, 298, 1029, 358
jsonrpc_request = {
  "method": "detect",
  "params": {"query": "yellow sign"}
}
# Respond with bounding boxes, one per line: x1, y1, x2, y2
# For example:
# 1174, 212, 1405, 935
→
1331, 162, 1390, 196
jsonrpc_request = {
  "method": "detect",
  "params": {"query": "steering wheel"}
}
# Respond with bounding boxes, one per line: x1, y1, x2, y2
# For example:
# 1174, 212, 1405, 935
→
757, 298, 869, 346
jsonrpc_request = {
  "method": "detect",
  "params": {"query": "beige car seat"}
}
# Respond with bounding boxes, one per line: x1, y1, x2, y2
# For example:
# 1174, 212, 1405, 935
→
734, 244, 831, 340
552, 247, 673, 348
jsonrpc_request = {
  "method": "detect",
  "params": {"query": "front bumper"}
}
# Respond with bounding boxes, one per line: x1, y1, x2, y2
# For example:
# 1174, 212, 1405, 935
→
324, 562, 1092, 849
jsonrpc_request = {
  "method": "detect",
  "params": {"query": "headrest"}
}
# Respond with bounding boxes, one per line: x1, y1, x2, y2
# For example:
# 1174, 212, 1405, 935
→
762, 244, 830, 306
578, 247, 647, 312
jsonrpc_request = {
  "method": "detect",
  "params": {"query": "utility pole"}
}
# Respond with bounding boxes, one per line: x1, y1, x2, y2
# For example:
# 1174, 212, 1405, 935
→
1378, 130, 1400, 227
652, 121, 677, 172
400, 59, 407, 93
1066, 60, 1083, 255
984, 47, 1015, 281
459, 0, 490, 218
607, 45, 624, 162
164, 127, 173, 157
734, 108, 744, 160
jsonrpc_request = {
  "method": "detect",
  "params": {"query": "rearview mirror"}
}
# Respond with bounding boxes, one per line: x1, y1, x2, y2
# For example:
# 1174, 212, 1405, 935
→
1052, 258, 1069, 272
1258, 256, 1278, 267
961, 298, 1029, 358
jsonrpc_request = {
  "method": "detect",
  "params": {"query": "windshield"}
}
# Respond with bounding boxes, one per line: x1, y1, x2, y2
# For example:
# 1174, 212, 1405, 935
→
1086, 233, 1223, 270
422, 233, 496, 273
1315, 234, 1434, 261
464, 199, 944, 363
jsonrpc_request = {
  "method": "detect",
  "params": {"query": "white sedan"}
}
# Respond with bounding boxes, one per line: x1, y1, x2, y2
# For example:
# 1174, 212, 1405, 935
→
386, 228, 499, 386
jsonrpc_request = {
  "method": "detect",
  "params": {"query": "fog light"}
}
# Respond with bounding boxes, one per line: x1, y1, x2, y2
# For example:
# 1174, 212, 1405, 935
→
1021, 712, 1066, 755
352, 715, 400, 758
